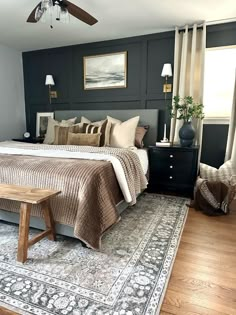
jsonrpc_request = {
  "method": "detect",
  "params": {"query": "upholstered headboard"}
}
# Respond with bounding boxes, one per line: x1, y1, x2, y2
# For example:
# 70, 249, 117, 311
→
55, 109, 158, 146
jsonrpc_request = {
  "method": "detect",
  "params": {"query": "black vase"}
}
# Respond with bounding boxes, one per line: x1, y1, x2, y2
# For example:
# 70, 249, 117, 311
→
179, 122, 195, 147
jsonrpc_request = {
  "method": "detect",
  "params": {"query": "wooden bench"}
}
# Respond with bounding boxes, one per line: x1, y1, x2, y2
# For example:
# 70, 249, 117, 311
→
0, 184, 61, 263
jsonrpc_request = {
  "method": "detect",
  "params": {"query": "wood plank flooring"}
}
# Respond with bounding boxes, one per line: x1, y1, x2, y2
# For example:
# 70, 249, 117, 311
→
160, 206, 236, 315
0, 206, 235, 315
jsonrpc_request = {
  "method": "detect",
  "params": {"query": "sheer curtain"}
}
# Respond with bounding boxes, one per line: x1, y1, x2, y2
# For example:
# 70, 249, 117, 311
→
170, 23, 206, 147
225, 71, 236, 168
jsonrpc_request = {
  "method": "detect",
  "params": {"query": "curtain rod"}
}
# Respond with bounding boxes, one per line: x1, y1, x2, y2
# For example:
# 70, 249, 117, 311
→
178, 26, 203, 33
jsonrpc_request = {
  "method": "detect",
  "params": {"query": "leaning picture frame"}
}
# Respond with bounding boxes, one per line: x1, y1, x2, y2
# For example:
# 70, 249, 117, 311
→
36, 112, 54, 138
83, 51, 127, 90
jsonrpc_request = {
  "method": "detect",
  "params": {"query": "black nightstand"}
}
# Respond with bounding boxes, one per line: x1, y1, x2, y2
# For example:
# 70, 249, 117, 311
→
12, 137, 44, 144
148, 145, 199, 196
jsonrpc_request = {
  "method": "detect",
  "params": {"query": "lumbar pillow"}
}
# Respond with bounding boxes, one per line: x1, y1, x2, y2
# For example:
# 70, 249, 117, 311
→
67, 132, 101, 146
107, 116, 140, 148
44, 117, 76, 144
82, 119, 111, 146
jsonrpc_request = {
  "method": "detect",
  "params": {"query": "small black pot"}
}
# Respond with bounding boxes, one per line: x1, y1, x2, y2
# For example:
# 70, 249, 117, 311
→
179, 122, 195, 147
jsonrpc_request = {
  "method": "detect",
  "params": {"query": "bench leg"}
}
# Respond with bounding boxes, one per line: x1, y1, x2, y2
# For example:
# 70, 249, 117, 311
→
17, 202, 31, 263
41, 200, 56, 241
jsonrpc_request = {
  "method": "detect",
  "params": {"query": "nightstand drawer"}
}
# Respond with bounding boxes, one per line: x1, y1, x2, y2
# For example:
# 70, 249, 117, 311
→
154, 171, 194, 184
150, 147, 194, 161
149, 150, 194, 173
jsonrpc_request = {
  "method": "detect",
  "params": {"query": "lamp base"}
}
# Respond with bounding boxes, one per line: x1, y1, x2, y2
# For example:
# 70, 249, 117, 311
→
161, 138, 169, 143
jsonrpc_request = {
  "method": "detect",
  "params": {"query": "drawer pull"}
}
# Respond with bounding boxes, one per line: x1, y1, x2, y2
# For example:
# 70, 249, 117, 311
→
169, 176, 173, 179
170, 155, 173, 158
170, 165, 173, 169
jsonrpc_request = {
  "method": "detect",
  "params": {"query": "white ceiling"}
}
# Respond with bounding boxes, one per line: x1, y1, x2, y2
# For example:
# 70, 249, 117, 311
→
0, 0, 235, 52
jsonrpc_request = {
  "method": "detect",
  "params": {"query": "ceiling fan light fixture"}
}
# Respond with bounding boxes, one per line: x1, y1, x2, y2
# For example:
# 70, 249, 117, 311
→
35, 6, 43, 21
41, 0, 53, 10
27, 0, 98, 26
60, 7, 70, 24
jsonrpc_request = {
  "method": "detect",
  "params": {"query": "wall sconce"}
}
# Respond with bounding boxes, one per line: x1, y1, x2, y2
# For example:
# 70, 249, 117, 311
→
45, 74, 57, 104
161, 63, 172, 93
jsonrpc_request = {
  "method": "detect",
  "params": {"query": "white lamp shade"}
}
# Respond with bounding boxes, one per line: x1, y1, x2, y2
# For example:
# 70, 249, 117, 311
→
161, 63, 172, 77
45, 75, 55, 86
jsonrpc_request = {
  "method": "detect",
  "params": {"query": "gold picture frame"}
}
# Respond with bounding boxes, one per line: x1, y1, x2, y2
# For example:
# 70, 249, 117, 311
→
83, 51, 127, 90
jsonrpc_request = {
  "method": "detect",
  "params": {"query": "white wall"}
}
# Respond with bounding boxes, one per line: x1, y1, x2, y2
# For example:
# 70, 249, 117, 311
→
0, 44, 26, 140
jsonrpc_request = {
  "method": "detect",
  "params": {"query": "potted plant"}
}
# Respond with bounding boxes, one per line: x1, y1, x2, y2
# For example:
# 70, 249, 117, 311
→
170, 96, 204, 147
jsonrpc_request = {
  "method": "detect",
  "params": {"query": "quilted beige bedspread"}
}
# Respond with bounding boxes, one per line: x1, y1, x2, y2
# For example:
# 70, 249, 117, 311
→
0, 142, 147, 249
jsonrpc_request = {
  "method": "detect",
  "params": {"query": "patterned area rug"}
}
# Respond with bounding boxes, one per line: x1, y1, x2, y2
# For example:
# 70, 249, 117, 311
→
0, 193, 188, 315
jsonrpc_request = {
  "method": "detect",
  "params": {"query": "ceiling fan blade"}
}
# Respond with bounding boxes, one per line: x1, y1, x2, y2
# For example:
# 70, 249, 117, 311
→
27, 2, 41, 23
65, 1, 98, 25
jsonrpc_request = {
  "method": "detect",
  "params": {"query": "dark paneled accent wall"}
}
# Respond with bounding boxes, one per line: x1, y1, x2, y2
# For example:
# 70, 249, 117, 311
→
23, 21, 236, 167
207, 21, 236, 48
23, 31, 175, 140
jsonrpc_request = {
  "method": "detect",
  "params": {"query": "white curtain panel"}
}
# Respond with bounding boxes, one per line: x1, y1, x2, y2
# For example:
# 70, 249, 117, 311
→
170, 23, 206, 146
225, 71, 236, 168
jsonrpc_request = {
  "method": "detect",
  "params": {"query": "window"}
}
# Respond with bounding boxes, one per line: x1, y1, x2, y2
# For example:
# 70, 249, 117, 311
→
203, 46, 236, 121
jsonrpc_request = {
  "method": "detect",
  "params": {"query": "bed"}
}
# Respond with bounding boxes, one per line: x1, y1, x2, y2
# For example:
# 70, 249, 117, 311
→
0, 109, 158, 249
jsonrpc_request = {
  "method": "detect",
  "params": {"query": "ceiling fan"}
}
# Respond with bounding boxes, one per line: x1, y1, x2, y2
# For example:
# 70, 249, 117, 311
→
27, 0, 98, 27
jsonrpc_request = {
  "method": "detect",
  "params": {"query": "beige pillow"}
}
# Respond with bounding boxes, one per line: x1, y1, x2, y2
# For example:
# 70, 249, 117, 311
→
67, 132, 101, 146
81, 116, 105, 126
61, 117, 77, 124
73, 123, 83, 133
82, 119, 111, 146
107, 116, 140, 148
44, 117, 75, 144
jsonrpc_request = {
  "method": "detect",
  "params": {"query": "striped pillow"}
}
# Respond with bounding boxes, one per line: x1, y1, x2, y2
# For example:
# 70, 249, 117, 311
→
54, 125, 74, 145
82, 119, 111, 146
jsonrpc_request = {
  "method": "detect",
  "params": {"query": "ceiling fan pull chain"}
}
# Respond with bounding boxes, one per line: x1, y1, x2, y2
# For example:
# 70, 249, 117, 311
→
50, 6, 54, 28
56, 4, 61, 21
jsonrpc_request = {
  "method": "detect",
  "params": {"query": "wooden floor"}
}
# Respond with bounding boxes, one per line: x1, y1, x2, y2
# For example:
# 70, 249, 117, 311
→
1, 206, 236, 315
160, 206, 236, 315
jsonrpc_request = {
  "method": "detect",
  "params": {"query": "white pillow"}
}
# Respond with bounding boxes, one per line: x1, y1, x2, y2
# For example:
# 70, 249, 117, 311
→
80, 116, 105, 126
61, 117, 77, 124
107, 116, 140, 148
44, 117, 75, 144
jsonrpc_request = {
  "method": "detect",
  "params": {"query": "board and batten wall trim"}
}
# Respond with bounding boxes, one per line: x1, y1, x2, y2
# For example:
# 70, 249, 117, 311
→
22, 30, 175, 141
22, 21, 236, 167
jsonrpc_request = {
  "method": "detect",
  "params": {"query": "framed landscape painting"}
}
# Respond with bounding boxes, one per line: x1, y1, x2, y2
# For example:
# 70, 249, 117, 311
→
83, 51, 127, 90
36, 112, 54, 137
